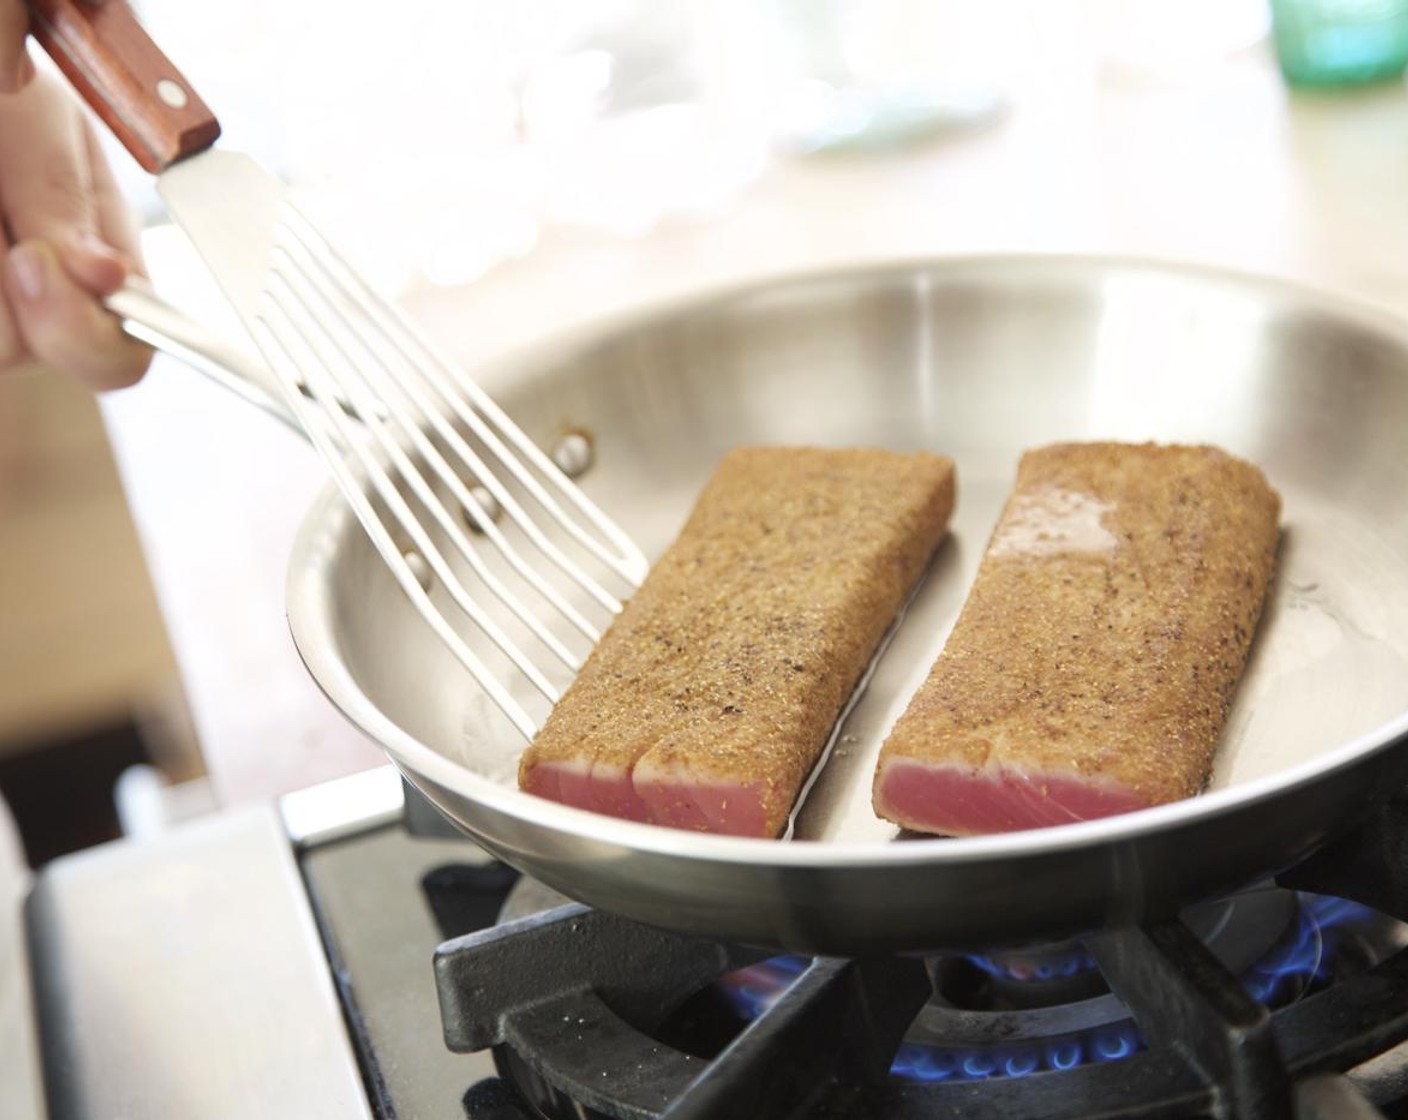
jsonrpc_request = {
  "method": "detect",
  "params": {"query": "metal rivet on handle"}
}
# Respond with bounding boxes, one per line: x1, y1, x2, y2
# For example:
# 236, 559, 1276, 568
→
552, 432, 594, 478
404, 550, 433, 591
462, 486, 501, 534
156, 79, 189, 109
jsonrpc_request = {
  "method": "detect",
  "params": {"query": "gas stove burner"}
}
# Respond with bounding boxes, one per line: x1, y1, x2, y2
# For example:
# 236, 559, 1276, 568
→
213, 789, 1406, 1120
967, 941, 1097, 982
917, 889, 1308, 1014
32, 772, 1408, 1120
891, 1020, 1142, 1082
430, 800, 1408, 1120
703, 888, 1389, 1090
940, 942, 1106, 1009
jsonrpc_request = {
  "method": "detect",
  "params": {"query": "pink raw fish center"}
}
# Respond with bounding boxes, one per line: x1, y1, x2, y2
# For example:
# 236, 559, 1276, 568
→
522, 760, 772, 836
875, 758, 1148, 835
521, 761, 650, 822
634, 774, 771, 837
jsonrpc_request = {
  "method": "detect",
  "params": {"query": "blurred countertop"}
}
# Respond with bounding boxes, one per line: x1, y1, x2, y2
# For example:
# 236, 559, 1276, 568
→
99, 35, 1408, 805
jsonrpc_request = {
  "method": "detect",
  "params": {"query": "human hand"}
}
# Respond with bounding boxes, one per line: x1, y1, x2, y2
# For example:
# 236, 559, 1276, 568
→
0, 1, 152, 389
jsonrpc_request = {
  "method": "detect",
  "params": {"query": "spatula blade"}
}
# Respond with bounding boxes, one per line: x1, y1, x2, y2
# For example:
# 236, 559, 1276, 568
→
156, 150, 289, 331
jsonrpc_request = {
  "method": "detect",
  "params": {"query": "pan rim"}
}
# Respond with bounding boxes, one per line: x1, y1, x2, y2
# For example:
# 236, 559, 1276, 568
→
285, 250, 1408, 869
459, 248, 1408, 393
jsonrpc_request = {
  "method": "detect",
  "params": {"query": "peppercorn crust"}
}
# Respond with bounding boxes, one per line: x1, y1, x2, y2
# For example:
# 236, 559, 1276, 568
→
873, 442, 1281, 835
520, 446, 957, 837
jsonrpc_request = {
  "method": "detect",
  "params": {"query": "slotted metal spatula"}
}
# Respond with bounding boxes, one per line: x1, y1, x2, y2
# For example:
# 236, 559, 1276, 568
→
29, 0, 648, 737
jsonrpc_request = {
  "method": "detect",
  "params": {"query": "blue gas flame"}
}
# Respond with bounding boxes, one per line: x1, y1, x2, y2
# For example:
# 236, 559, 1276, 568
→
712, 892, 1376, 1083
713, 955, 808, 1020
1241, 893, 1372, 1005
890, 1022, 1144, 1082
967, 945, 1096, 982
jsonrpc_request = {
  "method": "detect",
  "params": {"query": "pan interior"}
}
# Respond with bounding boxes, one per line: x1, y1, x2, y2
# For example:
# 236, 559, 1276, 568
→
307, 258, 1408, 846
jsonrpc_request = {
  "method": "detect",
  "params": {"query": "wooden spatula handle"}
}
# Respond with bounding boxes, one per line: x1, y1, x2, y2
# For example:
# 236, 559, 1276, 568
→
26, 0, 220, 173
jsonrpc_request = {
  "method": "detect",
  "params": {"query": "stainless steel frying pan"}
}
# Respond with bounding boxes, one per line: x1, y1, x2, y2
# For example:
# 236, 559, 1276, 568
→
284, 256, 1408, 954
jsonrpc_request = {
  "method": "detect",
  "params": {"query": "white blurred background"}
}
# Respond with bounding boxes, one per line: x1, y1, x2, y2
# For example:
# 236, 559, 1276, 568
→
117, 0, 1272, 293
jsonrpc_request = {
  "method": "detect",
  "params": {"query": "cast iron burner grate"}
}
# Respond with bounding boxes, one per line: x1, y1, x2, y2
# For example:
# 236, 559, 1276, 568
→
433, 801, 1408, 1120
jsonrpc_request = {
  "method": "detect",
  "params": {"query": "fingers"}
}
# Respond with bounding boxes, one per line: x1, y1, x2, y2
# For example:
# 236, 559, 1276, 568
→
70, 113, 143, 289
0, 2, 30, 94
0, 69, 153, 386
3, 240, 152, 389
0, 70, 138, 275
0, 71, 98, 249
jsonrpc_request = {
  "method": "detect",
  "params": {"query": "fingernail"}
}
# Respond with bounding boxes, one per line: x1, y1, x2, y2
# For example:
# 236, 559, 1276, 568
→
8, 244, 46, 302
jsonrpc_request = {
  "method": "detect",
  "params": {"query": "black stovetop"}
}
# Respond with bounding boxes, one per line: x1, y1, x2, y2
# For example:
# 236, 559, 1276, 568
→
301, 795, 1408, 1120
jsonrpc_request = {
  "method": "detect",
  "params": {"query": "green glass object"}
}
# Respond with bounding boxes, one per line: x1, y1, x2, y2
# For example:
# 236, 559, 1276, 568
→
1270, 0, 1408, 86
